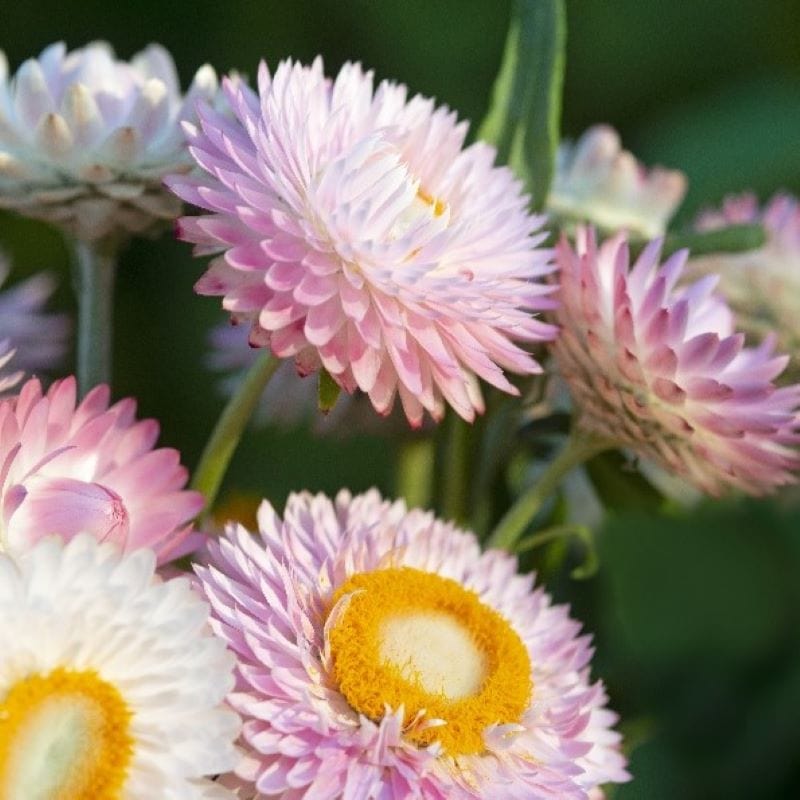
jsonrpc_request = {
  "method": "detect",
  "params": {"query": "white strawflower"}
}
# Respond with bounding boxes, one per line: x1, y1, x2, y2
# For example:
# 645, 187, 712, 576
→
0, 41, 218, 241
0, 534, 240, 798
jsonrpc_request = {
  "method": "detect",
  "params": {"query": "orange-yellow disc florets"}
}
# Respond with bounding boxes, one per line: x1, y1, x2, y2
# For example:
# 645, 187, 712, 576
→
0, 667, 133, 799
328, 566, 532, 756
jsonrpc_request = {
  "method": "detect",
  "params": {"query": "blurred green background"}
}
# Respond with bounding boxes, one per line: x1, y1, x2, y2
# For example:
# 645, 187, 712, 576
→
2, 1, 800, 797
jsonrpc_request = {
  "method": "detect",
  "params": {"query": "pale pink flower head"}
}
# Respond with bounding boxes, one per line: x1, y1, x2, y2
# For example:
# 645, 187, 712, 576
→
689, 193, 800, 371
549, 125, 687, 238
169, 58, 556, 427
554, 227, 800, 495
0, 41, 218, 241
0, 375, 204, 562
196, 489, 629, 799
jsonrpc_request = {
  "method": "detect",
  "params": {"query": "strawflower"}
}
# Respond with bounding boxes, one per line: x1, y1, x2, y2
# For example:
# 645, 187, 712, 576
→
0, 41, 217, 241
196, 489, 629, 799
0, 534, 239, 798
0, 375, 203, 562
553, 227, 800, 495
688, 192, 800, 369
169, 58, 556, 427
549, 125, 686, 238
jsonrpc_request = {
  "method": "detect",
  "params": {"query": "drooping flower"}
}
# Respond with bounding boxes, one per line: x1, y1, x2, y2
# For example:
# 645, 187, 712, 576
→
0, 253, 70, 381
553, 227, 800, 495
169, 58, 556, 427
0, 534, 240, 798
196, 489, 629, 799
0, 375, 204, 562
688, 193, 800, 370
0, 41, 218, 241
549, 125, 687, 238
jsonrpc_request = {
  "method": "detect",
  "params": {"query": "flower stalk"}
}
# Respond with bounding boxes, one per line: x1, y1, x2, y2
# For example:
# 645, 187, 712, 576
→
191, 350, 281, 515
487, 428, 610, 551
70, 237, 120, 396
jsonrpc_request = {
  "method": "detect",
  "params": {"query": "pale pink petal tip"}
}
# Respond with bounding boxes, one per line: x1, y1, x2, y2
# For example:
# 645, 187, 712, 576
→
554, 226, 800, 495
168, 57, 557, 426
0, 375, 204, 563
195, 489, 630, 799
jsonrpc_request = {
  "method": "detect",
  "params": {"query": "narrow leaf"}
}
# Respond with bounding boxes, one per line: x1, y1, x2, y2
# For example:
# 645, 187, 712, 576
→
478, 0, 566, 211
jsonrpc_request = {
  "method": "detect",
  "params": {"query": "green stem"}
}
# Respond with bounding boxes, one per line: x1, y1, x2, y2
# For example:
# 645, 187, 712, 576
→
440, 412, 473, 524
70, 238, 119, 396
191, 351, 281, 514
516, 523, 599, 579
395, 437, 435, 510
487, 429, 610, 551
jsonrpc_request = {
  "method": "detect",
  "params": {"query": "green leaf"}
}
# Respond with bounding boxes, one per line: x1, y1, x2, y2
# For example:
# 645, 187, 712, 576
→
478, 0, 566, 210
628, 223, 767, 259
317, 369, 341, 413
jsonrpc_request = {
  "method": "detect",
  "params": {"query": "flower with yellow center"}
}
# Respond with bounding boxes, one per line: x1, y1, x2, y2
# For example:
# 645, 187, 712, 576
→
196, 490, 630, 799
0, 534, 241, 799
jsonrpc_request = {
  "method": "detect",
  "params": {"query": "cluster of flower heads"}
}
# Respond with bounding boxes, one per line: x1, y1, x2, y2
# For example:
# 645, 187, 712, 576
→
0, 33, 798, 800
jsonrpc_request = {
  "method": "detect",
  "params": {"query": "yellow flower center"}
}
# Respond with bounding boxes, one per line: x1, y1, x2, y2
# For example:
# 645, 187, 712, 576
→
328, 567, 532, 756
417, 187, 447, 217
0, 668, 133, 800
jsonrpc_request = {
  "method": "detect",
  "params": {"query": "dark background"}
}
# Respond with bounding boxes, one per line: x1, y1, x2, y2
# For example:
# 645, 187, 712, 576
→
2, 2, 800, 797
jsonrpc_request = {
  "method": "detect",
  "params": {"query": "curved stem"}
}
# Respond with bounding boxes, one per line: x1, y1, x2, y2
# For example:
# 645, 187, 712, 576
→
191, 350, 281, 515
395, 437, 435, 510
486, 429, 610, 551
70, 238, 119, 396
515, 523, 599, 579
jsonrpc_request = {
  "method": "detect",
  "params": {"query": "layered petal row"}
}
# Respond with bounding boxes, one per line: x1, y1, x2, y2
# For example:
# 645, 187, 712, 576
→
170, 58, 557, 426
553, 227, 800, 495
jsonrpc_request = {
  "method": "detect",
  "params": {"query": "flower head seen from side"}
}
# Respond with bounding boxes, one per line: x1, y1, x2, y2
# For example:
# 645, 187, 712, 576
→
0, 41, 218, 241
549, 125, 687, 239
196, 489, 629, 799
0, 375, 204, 562
554, 227, 800, 495
688, 193, 800, 371
169, 58, 557, 427
0, 253, 70, 382
0, 534, 240, 799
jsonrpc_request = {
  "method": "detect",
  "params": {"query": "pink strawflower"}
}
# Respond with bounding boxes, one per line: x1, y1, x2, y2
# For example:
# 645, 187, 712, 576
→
549, 125, 687, 238
196, 489, 629, 799
169, 58, 556, 427
0, 375, 203, 562
689, 193, 800, 368
0, 253, 70, 380
554, 227, 800, 495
